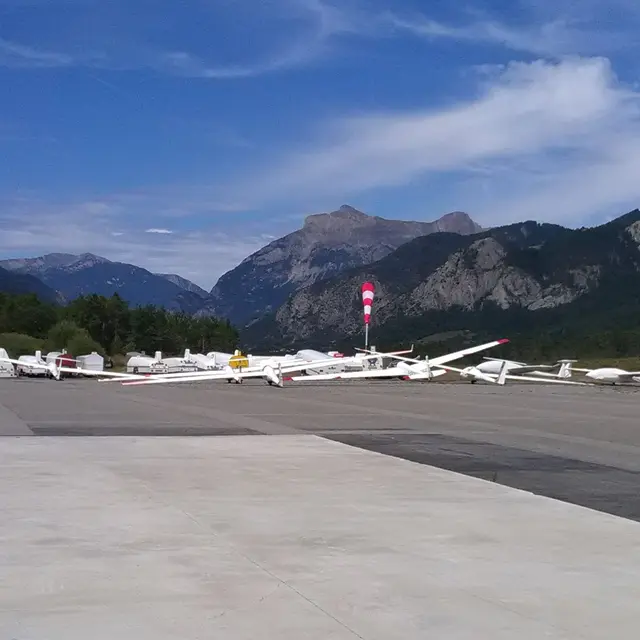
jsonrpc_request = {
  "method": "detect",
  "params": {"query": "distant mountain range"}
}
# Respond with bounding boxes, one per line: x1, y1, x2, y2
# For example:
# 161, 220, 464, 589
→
4, 205, 638, 356
0, 252, 205, 313
0, 205, 483, 321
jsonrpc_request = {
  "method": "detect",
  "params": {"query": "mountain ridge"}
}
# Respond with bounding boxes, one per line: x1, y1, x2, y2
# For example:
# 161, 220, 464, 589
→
0, 265, 62, 303
0, 253, 205, 312
155, 273, 209, 298
199, 205, 483, 325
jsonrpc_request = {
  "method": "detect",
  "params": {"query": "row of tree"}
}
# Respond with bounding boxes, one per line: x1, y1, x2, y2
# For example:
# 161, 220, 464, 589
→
0, 292, 239, 357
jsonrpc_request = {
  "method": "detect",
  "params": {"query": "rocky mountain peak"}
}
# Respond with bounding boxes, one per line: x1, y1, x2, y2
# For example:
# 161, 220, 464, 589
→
301, 206, 482, 242
62, 253, 110, 272
303, 205, 369, 232
201, 205, 485, 325
432, 211, 484, 234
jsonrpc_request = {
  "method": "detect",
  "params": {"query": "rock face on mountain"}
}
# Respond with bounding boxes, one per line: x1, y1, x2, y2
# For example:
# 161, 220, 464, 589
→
0, 253, 204, 312
201, 205, 483, 325
0, 266, 61, 303
242, 210, 640, 348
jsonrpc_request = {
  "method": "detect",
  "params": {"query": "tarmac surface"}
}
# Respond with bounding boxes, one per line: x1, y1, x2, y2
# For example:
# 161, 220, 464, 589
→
1, 376, 640, 638
1, 376, 639, 520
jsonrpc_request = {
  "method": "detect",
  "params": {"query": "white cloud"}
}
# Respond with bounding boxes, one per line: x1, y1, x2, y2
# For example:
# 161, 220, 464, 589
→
469, 136, 640, 226
0, 0, 374, 77
387, 16, 592, 57
145, 228, 173, 234
0, 38, 74, 68
386, 0, 640, 58
237, 56, 640, 227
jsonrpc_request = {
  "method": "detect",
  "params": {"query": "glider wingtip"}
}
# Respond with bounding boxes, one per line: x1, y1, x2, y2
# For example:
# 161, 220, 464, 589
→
498, 338, 509, 344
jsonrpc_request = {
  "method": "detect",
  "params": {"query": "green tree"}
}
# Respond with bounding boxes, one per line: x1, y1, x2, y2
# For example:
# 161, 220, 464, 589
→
1, 290, 239, 358
45, 320, 82, 352
0, 332, 44, 357
110, 334, 124, 356
0, 293, 58, 337
67, 329, 103, 357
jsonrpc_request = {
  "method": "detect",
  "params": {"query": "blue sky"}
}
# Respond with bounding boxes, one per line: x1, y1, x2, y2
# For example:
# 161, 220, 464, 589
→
2, 0, 640, 288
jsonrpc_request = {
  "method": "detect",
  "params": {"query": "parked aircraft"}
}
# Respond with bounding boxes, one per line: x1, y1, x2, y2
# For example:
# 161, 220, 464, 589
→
0, 345, 405, 387
0, 355, 60, 379
572, 366, 640, 385
204, 347, 386, 375
204, 348, 356, 372
463, 358, 577, 382
434, 361, 590, 386
117, 349, 412, 388
289, 339, 510, 382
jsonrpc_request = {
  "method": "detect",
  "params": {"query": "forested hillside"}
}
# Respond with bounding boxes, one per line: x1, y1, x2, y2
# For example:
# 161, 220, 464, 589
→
0, 292, 238, 357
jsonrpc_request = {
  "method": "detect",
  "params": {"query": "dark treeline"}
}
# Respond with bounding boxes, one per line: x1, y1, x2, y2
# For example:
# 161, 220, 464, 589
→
0, 291, 239, 357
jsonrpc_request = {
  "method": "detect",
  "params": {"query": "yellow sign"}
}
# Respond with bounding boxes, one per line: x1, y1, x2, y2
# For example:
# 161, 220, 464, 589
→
229, 354, 249, 369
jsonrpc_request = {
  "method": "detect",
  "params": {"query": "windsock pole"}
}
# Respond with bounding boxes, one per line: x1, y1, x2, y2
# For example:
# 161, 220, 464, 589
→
361, 282, 375, 351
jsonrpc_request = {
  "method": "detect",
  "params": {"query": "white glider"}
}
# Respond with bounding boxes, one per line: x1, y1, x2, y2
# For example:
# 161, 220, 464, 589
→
572, 366, 640, 385
117, 350, 413, 388
289, 339, 510, 382
435, 361, 590, 386
0, 356, 61, 379
475, 357, 577, 380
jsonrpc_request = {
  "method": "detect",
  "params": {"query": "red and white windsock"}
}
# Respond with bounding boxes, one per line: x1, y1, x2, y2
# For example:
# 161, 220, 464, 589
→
361, 282, 375, 325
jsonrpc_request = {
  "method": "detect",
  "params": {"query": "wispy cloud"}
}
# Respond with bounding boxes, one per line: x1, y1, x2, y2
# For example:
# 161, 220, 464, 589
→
235, 56, 640, 227
0, 0, 374, 77
386, 0, 640, 58
387, 16, 586, 57
0, 38, 74, 68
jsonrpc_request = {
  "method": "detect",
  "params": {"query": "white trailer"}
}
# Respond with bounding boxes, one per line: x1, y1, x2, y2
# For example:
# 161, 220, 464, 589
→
183, 349, 219, 371
76, 351, 104, 372
0, 348, 15, 378
126, 351, 169, 375
161, 356, 199, 374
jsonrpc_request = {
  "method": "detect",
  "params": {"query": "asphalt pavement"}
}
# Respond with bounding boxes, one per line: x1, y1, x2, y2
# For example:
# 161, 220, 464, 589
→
1, 376, 640, 639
